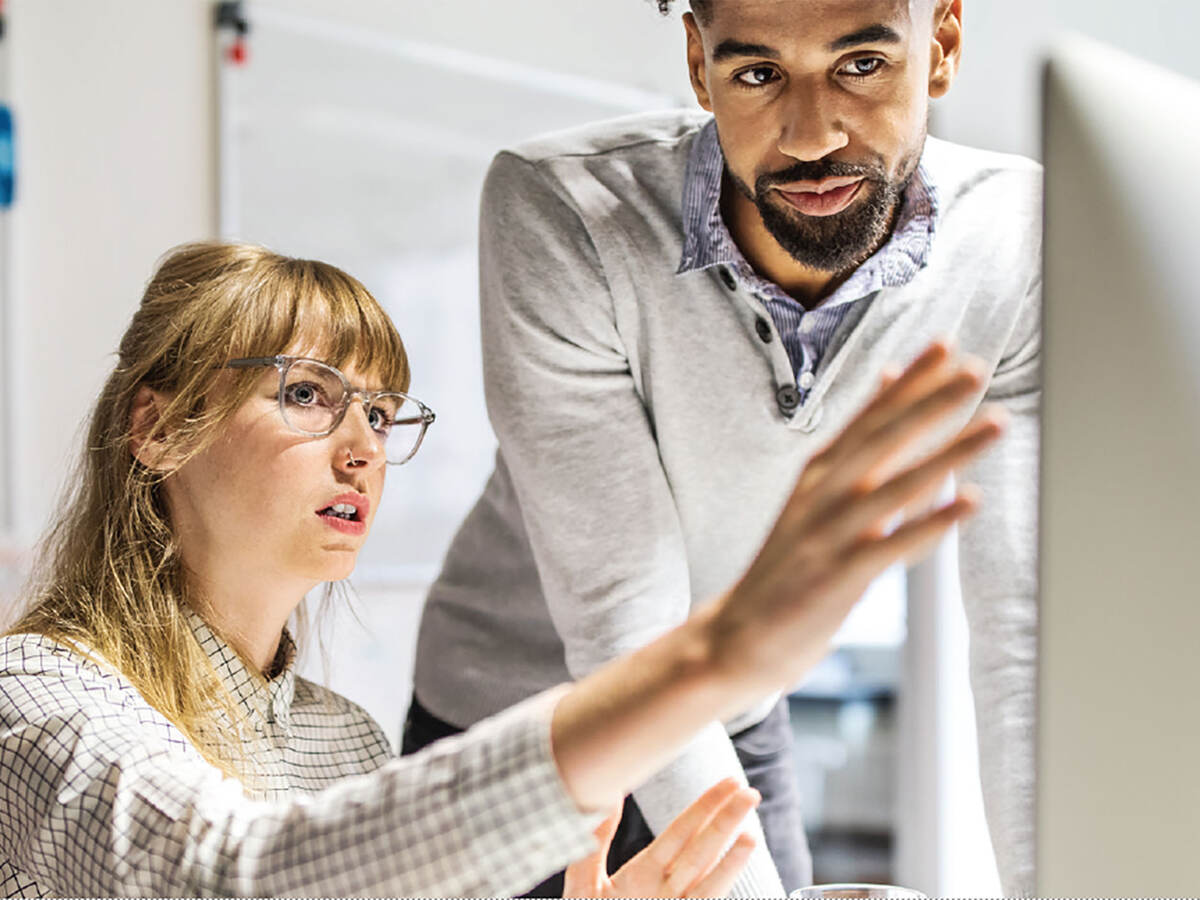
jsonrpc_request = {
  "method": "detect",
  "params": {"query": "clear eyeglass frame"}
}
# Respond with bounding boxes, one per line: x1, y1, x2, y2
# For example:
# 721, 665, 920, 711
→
226, 354, 436, 465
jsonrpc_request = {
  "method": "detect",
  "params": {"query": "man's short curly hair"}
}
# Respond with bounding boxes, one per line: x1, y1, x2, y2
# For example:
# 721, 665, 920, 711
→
653, 0, 713, 24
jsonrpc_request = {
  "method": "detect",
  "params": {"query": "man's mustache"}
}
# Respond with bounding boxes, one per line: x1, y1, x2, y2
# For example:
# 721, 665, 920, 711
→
757, 159, 888, 190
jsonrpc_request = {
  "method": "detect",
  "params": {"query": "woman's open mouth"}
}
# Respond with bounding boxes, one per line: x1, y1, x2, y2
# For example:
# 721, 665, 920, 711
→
316, 493, 369, 536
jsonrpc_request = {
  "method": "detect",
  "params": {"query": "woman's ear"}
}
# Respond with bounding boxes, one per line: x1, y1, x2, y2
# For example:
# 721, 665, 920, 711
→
128, 385, 178, 472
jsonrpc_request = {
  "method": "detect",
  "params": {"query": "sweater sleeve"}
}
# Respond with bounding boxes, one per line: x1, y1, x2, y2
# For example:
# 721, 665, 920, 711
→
0, 650, 597, 897
478, 150, 785, 898
956, 274, 1042, 897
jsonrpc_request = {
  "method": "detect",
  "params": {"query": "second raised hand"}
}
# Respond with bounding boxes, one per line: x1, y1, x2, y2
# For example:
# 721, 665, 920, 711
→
563, 778, 760, 898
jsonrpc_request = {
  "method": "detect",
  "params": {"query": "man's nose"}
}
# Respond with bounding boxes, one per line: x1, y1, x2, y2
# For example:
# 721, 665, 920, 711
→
775, 79, 850, 162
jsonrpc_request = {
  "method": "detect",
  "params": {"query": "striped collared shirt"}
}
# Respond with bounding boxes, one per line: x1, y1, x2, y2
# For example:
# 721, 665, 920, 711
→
677, 120, 940, 402
0, 616, 595, 897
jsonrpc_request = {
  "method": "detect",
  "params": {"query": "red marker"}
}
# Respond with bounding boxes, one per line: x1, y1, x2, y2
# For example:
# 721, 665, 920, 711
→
226, 38, 248, 66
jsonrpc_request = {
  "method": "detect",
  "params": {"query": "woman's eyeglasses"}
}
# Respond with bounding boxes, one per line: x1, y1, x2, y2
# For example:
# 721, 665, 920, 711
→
227, 356, 435, 465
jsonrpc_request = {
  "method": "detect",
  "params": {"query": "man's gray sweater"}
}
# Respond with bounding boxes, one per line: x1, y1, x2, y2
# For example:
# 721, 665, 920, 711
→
413, 111, 1041, 896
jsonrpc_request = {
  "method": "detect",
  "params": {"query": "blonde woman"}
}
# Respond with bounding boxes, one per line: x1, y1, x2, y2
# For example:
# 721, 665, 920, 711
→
0, 242, 1002, 897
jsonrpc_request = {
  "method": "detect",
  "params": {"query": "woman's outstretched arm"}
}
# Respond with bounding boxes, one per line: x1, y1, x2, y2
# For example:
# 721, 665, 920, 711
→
0, 344, 1000, 898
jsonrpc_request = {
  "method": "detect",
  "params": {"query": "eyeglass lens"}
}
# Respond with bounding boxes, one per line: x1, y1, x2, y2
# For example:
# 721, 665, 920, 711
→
281, 360, 424, 463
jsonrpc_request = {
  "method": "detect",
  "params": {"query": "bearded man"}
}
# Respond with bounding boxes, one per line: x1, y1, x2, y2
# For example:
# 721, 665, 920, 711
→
404, 1, 1040, 896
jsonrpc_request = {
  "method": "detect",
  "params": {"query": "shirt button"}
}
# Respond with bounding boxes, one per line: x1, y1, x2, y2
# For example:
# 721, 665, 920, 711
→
799, 371, 816, 390
719, 267, 738, 291
799, 317, 816, 335
755, 317, 773, 343
776, 384, 801, 415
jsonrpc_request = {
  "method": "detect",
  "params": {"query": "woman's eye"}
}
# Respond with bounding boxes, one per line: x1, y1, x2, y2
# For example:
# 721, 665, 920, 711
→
367, 406, 393, 435
284, 382, 325, 407
734, 66, 779, 88
841, 57, 885, 78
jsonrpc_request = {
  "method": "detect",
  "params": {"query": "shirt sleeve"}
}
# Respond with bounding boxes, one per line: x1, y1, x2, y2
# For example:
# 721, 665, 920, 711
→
0, 654, 598, 897
956, 274, 1041, 896
478, 150, 785, 898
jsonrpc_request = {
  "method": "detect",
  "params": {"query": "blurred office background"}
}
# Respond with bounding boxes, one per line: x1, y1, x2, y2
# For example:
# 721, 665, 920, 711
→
0, 1, 1196, 895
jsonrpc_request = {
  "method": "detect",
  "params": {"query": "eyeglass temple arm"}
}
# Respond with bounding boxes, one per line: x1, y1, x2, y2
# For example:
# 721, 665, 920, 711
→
392, 408, 436, 426
227, 356, 286, 369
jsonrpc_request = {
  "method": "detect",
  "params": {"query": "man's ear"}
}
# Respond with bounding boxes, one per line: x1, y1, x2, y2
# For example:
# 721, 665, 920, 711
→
683, 12, 714, 112
129, 385, 179, 473
928, 0, 963, 99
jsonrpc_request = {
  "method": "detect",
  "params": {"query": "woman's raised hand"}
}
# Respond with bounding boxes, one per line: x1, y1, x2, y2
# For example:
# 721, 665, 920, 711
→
708, 340, 1007, 697
563, 778, 758, 898
549, 341, 1006, 821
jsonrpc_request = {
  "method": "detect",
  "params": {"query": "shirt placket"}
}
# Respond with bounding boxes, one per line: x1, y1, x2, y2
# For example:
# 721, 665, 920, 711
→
795, 312, 820, 399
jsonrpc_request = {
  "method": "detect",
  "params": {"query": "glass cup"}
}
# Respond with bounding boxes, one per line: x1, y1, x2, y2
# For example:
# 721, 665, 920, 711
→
790, 885, 927, 900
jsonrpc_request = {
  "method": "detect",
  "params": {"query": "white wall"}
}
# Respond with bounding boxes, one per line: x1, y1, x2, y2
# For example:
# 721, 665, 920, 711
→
6, 0, 217, 549
936, 0, 1200, 158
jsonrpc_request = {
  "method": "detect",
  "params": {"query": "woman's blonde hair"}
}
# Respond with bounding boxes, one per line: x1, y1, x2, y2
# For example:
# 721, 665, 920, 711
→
8, 241, 409, 777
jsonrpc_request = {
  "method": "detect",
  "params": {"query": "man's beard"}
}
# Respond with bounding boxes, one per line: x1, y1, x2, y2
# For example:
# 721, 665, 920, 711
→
729, 152, 919, 275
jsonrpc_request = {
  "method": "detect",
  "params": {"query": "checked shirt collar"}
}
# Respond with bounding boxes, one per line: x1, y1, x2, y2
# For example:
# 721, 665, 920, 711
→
187, 611, 297, 731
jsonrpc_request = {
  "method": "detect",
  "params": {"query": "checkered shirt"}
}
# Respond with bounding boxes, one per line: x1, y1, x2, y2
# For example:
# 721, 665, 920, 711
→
0, 617, 597, 897
677, 119, 940, 403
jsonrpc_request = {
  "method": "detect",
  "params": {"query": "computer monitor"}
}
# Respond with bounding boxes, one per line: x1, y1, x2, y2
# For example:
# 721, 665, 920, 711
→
1038, 36, 1200, 895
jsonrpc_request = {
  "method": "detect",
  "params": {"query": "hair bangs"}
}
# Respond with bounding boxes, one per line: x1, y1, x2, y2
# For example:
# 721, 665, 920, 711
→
228, 259, 410, 393
306, 263, 410, 392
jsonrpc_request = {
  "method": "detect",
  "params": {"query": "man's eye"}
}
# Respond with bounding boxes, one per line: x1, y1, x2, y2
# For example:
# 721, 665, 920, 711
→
840, 57, 885, 78
734, 66, 779, 87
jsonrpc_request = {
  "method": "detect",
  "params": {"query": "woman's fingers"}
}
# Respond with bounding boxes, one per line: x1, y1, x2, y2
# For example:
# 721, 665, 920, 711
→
593, 805, 623, 854
685, 833, 756, 899
876, 366, 901, 392
828, 340, 955, 452
823, 362, 985, 500
641, 778, 743, 870
841, 485, 983, 585
817, 408, 1006, 549
712, 345, 999, 705
796, 348, 984, 509
870, 340, 965, 410
563, 803, 623, 898
562, 850, 604, 897
603, 781, 757, 898
662, 787, 760, 895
